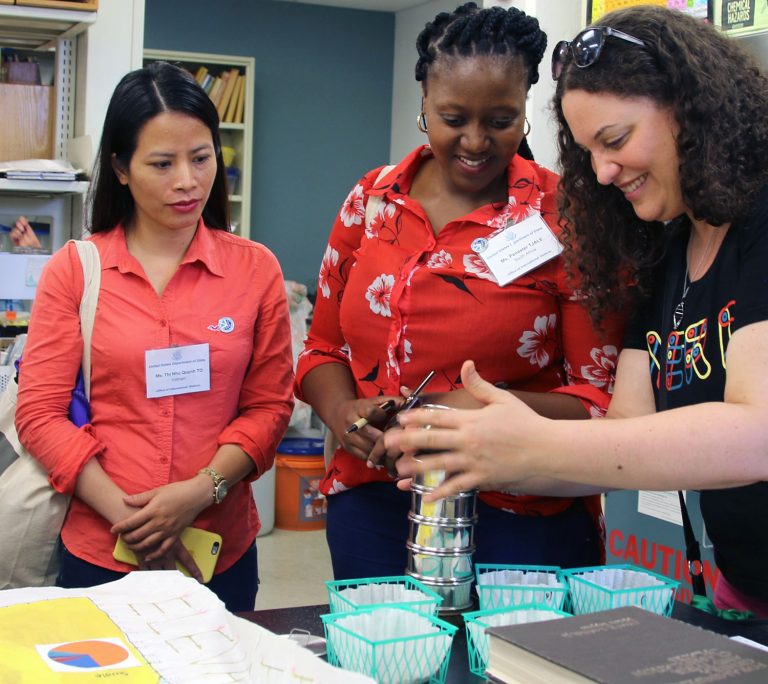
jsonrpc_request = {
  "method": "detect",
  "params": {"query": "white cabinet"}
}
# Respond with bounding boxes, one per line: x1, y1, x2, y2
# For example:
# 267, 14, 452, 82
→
143, 49, 254, 240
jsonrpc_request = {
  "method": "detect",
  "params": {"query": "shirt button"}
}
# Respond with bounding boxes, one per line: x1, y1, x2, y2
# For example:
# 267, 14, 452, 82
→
160, 320, 167, 327
161, 409, 170, 417
160, 456, 168, 464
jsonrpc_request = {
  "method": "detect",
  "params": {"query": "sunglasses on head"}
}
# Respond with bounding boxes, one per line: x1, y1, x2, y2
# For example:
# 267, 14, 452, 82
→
551, 26, 646, 81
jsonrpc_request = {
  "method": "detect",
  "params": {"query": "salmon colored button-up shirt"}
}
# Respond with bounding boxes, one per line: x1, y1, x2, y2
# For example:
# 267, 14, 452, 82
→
16, 223, 294, 573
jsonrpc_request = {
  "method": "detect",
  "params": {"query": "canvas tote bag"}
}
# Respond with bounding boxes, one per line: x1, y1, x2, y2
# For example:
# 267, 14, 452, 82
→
0, 240, 100, 589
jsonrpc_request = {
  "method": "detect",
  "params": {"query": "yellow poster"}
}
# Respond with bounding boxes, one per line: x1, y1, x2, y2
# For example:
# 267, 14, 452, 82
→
0, 597, 159, 683
588, 1, 710, 23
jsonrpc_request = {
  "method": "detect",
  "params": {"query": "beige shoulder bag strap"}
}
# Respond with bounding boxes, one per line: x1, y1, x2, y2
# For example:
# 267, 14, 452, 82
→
71, 240, 101, 400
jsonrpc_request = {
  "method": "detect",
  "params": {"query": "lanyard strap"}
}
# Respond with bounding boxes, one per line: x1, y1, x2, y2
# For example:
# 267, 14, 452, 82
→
658, 235, 707, 597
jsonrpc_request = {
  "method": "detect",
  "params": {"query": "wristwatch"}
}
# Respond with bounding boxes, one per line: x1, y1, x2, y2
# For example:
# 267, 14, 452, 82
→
198, 467, 229, 504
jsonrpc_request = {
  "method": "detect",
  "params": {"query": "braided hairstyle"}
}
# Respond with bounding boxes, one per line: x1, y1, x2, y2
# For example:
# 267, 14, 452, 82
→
415, 2, 547, 91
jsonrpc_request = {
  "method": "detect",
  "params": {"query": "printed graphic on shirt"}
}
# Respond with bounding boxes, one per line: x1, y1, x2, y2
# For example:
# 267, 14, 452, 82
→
646, 299, 735, 392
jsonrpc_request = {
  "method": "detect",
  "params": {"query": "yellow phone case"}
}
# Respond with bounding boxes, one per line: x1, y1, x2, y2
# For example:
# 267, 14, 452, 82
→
113, 526, 222, 583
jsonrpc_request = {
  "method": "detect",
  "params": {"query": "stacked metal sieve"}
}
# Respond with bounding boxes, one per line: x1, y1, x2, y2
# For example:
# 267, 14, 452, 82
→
405, 428, 478, 614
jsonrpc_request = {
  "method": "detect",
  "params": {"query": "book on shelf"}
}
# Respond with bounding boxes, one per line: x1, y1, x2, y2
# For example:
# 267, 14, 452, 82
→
234, 73, 246, 124
193, 65, 208, 85
216, 68, 240, 120
224, 74, 243, 123
485, 606, 768, 684
207, 74, 226, 108
200, 73, 214, 94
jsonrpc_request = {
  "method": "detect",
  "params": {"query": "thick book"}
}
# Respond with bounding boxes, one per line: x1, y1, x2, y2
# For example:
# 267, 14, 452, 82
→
216, 67, 240, 120
223, 74, 242, 123
486, 606, 768, 683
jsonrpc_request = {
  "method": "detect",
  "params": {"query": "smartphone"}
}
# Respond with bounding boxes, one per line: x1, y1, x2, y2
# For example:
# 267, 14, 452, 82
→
113, 526, 222, 583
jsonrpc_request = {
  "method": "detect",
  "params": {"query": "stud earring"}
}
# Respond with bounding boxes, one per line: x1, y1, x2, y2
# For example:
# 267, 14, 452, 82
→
417, 111, 428, 134
523, 117, 531, 137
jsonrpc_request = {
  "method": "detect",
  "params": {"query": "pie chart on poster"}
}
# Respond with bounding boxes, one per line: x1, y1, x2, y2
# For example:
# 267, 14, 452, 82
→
47, 640, 129, 668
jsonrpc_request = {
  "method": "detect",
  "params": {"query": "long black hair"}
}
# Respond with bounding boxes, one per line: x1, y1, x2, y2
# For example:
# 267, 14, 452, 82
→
89, 61, 229, 233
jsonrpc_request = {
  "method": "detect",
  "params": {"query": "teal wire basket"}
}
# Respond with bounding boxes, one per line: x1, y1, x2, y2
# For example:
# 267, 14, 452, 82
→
326, 575, 443, 616
562, 564, 679, 616
474, 564, 568, 611
321, 604, 457, 684
463, 604, 571, 678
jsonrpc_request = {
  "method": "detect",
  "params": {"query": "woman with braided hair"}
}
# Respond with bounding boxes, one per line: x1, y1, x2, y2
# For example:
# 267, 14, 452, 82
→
296, 2, 622, 580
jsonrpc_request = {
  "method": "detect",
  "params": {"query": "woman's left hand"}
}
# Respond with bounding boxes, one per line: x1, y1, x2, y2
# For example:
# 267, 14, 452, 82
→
110, 477, 211, 559
385, 360, 544, 499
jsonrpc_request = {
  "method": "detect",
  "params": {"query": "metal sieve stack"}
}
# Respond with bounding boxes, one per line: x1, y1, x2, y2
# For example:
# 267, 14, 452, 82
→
405, 431, 478, 614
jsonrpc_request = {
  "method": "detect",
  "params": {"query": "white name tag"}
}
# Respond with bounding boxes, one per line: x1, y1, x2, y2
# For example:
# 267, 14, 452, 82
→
145, 343, 211, 399
477, 213, 563, 286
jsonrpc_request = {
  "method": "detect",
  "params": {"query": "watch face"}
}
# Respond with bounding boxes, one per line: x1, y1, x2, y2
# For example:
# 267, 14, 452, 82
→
215, 480, 229, 502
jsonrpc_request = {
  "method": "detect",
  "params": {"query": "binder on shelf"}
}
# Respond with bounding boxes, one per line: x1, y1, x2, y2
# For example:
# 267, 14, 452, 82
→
194, 65, 208, 85
234, 75, 246, 124
223, 75, 242, 123
200, 73, 214, 93
207, 75, 226, 107
216, 68, 240, 120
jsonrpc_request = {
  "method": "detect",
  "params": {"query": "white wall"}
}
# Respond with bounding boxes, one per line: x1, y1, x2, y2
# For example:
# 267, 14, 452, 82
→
389, 0, 583, 171
485, 1, 582, 171
389, 0, 456, 163
75, 0, 145, 171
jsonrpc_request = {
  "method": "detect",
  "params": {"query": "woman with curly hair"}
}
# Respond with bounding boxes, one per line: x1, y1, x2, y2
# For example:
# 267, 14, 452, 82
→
388, 6, 768, 616
296, 2, 623, 581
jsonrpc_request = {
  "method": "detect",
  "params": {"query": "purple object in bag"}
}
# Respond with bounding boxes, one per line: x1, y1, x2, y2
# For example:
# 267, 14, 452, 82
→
14, 359, 90, 427
67, 367, 91, 427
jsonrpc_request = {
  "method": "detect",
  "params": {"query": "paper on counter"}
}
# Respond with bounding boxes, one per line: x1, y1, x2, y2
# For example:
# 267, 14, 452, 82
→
0, 571, 374, 684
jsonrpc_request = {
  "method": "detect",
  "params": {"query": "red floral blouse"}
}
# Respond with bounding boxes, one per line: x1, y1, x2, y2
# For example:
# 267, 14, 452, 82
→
296, 146, 621, 519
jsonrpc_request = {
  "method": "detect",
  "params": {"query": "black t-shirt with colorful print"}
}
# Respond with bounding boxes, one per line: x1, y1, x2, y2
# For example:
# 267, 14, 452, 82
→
625, 186, 768, 601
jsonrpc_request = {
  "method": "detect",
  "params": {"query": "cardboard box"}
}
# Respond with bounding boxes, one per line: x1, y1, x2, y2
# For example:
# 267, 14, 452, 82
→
0, 83, 54, 161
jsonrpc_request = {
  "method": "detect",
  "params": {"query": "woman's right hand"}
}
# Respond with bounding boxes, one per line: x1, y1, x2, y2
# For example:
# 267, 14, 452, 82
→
329, 395, 402, 461
133, 537, 204, 583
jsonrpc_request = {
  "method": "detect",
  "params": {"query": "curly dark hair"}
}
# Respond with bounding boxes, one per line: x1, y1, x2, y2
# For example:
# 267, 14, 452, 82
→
553, 6, 768, 324
415, 1, 547, 90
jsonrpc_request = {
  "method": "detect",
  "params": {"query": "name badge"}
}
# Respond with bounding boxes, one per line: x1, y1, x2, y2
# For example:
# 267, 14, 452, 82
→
477, 213, 563, 286
145, 343, 211, 399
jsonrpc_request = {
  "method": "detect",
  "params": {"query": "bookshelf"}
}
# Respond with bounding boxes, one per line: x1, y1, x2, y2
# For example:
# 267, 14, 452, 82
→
143, 49, 254, 240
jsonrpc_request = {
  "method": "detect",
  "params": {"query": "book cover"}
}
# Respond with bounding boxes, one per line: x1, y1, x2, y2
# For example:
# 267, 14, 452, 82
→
486, 606, 768, 683
223, 74, 241, 123
208, 73, 227, 108
216, 68, 239, 120
234, 73, 246, 124
193, 65, 208, 85
200, 73, 214, 93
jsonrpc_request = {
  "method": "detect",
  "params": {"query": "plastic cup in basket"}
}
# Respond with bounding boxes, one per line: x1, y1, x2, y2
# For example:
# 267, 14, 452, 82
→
326, 575, 443, 616
562, 564, 679, 616
321, 604, 457, 684
474, 563, 568, 611
462, 603, 571, 678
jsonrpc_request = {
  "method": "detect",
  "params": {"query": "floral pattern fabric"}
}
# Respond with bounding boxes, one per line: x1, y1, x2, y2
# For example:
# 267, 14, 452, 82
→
296, 146, 622, 516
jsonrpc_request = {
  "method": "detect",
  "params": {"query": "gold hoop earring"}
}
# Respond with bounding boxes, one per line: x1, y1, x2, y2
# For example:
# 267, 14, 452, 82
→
523, 117, 531, 137
417, 111, 428, 134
